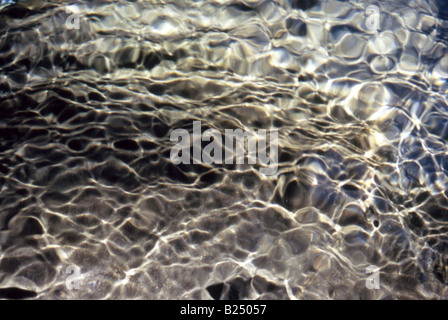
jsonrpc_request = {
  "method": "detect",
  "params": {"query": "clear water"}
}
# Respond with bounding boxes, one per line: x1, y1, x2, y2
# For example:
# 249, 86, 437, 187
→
0, 0, 448, 299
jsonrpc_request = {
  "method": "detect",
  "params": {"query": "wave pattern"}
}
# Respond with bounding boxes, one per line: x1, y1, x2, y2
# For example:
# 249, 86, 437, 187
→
1, 0, 448, 299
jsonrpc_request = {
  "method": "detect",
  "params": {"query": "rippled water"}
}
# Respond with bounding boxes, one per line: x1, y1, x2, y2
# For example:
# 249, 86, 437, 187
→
1, 0, 448, 300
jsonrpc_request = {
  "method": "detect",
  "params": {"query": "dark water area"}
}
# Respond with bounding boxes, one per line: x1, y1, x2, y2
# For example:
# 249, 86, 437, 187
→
0, 0, 448, 299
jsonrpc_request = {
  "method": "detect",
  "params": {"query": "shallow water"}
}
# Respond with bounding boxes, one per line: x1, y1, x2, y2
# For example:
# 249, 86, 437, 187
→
0, 0, 448, 299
